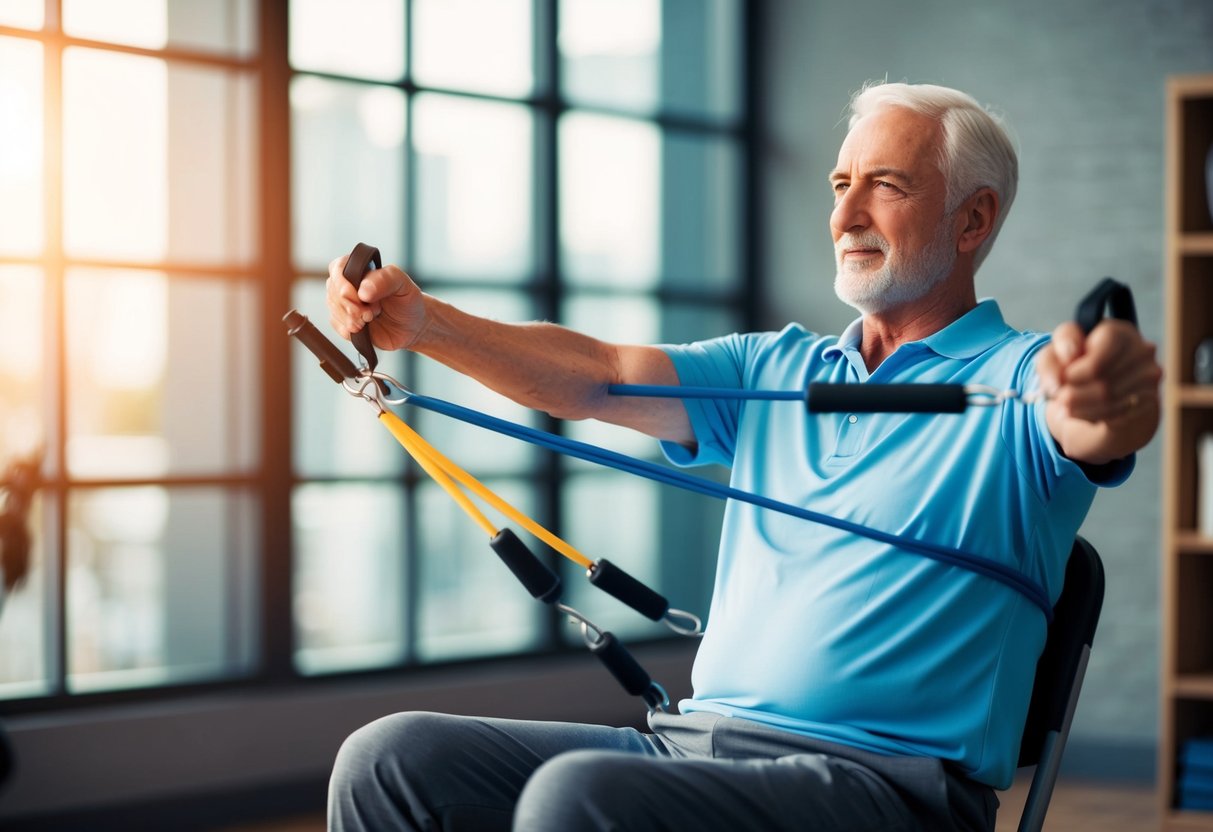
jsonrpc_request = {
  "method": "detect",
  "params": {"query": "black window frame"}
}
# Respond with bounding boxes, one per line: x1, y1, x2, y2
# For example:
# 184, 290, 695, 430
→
0, 0, 764, 716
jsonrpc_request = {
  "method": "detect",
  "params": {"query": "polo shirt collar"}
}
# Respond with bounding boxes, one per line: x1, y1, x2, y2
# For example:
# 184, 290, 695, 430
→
822, 298, 1013, 361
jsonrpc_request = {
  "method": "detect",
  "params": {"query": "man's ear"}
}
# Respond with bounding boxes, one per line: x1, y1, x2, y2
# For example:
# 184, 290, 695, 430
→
956, 187, 999, 253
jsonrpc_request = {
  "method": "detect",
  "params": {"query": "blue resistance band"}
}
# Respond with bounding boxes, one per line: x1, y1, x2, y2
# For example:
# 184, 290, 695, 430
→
610, 384, 803, 401
399, 386, 1054, 623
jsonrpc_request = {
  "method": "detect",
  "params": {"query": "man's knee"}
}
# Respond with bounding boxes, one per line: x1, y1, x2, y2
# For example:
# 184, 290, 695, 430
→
515, 750, 656, 830
331, 710, 460, 792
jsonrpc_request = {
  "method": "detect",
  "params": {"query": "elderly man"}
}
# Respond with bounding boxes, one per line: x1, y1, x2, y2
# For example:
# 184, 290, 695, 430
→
323, 82, 1161, 832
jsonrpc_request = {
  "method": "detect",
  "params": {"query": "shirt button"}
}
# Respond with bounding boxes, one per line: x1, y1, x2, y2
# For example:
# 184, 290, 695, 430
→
848, 415, 858, 424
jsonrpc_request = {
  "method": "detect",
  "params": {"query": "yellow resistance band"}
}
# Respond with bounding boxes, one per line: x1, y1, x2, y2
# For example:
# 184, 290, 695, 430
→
378, 411, 594, 570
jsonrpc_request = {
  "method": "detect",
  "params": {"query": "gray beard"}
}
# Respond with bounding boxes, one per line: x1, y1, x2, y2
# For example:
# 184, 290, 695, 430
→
834, 226, 957, 315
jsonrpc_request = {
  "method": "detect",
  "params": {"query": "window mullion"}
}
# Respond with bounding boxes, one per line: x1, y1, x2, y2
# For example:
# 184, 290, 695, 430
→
257, 0, 296, 681
44, 3, 67, 697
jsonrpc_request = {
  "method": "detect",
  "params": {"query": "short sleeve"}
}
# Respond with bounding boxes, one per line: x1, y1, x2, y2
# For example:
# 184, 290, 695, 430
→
657, 334, 752, 468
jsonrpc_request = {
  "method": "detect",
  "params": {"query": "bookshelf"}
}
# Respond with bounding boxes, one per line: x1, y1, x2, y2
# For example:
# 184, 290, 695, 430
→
1161, 74, 1213, 829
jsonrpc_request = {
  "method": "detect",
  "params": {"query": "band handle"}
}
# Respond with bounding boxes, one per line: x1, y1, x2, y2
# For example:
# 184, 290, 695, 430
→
342, 242, 383, 372
807, 277, 1139, 413
1075, 276, 1137, 334
806, 382, 967, 414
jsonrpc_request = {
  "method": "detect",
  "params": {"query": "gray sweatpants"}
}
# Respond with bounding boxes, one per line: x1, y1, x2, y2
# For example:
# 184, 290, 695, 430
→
327, 710, 998, 831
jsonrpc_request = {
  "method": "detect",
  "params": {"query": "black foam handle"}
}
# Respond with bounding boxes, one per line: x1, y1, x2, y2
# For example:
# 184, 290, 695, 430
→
283, 309, 359, 383
1075, 277, 1137, 334
490, 528, 562, 604
589, 631, 652, 696
342, 242, 383, 372
806, 382, 968, 413
588, 559, 670, 621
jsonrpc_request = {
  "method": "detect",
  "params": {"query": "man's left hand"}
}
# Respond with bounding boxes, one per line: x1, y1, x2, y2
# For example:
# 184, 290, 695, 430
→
1037, 319, 1163, 466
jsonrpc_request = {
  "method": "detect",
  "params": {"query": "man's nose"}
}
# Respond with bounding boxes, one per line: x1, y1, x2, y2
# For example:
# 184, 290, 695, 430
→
830, 187, 870, 236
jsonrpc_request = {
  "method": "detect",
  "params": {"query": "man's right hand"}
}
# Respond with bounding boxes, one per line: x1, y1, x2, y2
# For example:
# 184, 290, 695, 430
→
326, 254, 430, 351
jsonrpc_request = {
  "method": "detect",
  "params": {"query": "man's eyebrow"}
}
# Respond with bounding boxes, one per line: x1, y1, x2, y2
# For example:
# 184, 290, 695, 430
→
828, 166, 914, 184
869, 166, 913, 183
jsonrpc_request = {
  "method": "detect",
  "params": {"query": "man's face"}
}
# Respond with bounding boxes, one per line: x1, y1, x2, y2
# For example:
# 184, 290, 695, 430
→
829, 107, 957, 315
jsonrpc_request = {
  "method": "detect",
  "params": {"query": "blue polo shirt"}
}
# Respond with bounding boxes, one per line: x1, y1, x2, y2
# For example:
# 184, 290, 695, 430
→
659, 300, 1131, 789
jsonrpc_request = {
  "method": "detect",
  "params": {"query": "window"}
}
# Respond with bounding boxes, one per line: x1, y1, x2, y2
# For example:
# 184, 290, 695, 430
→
0, 0, 754, 706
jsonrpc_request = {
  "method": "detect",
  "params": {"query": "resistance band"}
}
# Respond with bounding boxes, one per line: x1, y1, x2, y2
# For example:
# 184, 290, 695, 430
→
374, 403, 677, 711
288, 246, 1138, 705
285, 306, 1055, 626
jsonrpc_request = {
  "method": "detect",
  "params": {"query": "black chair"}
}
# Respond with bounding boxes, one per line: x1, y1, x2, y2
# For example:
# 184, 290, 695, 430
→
1013, 536, 1105, 832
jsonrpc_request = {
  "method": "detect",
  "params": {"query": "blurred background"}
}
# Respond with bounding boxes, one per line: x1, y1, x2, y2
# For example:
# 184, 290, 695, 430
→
0, 0, 1209, 828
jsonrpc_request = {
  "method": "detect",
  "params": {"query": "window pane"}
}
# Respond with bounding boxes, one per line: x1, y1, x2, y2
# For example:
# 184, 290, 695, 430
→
561, 118, 740, 291
0, 266, 44, 460
412, 289, 539, 476
414, 94, 535, 281
64, 49, 256, 264
63, 0, 256, 56
65, 270, 260, 479
163, 63, 258, 265
0, 493, 50, 699
661, 302, 740, 344
67, 487, 259, 692
559, 0, 658, 113
415, 479, 544, 661
560, 113, 659, 288
0, 266, 47, 698
659, 0, 742, 120
64, 49, 165, 260
412, 0, 533, 98
0, 38, 42, 256
0, 1, 42, 29
290, 278, 409, 479
661, 132, 740, 291
289, 0, 404, 81
560, 0, 741, 121
291, 76, 406, 272
560, 473, 665, 642
293, 483, 408, 674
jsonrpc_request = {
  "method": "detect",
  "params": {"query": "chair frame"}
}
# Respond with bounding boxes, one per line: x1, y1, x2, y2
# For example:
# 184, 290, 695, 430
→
1014, 536, 1105, 832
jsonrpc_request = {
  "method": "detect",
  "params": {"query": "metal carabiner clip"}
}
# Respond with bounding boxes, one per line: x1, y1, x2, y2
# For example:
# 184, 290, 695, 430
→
283, 308, 411, 412
342, 371, 410, 414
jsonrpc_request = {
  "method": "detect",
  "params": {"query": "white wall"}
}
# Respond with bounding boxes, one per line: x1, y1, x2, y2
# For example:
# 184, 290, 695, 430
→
762, 0, 1213, 774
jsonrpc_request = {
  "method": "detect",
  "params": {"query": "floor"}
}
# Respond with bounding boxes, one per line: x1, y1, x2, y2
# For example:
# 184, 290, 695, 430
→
218, 773, 1159, 831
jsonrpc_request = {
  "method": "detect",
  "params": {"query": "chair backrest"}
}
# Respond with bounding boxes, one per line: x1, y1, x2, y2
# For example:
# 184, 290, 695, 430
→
1015, 535, 1105, 832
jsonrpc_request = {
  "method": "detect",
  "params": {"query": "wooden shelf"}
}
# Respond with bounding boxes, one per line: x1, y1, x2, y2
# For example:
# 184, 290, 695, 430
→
1181, 387, 1213, 408
1176, 532, 1213, 554
1179, 233, 1213, 256
1175, 675, 1213, 699
1165, 811, 1213, 831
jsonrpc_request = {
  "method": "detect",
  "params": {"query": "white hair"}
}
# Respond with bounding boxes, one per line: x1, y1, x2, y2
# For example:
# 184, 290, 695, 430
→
848, 81, 1019, 270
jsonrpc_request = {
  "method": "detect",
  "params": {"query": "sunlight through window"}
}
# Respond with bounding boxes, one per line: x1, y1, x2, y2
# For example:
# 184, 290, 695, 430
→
0, 38, 42, 256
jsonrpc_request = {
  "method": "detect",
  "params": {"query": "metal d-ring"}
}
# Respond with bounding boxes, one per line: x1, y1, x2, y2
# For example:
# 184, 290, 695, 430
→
556, 602, 607, 648
663, 607, 704, 637
643, 681, 671, 714
342, 371, 411, 413
963, 384, 1049, 407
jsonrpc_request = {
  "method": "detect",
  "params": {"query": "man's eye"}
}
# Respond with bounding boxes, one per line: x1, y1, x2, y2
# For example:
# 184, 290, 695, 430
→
876, 180, 899, 191
832, 182, 849, 194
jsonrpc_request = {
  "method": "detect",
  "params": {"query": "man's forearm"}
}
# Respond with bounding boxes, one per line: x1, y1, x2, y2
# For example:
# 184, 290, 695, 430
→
411, 295, 623, 421
409, 296, 694, 443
